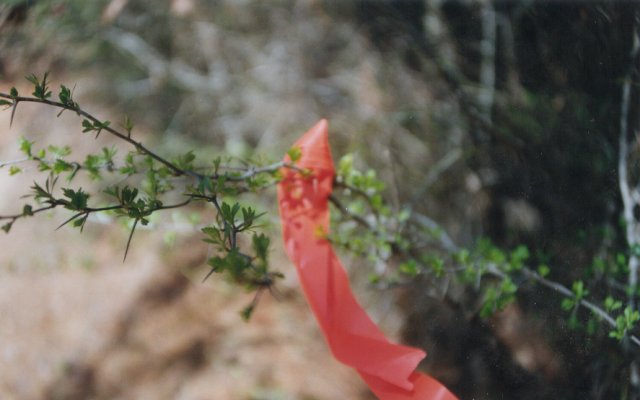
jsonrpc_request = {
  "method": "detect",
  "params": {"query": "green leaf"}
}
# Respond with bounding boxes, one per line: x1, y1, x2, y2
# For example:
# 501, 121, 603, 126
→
53, 159, 73, 174
610, 306, 640, 341
19, 137, 33, 157
62, 187, 90, 210
37, 160, 51, 172
84, 154, 102, 179
96, 120, 111, 132
571, 280, 589, 300
561, 298, 576, 311
610, 330, 624, 340
119, 165, 137, 175
30, 182, 49, 200
430, 257, 445, 277
206, 248, 251, 282
25, 73, 39, 86
119, 153, 137, 176
48, 145, 71, 158
202, 226, 223, 245
488, 247, 506, 265
82, 119, 94, 133
509, 245, 529, 270
10, 87, 18, 98
397, 208, 411, 223
9, 166, 21, 175
175, 150, 196, 170
1, 221, 13, 233
454, 249, 470, 265
221, 201, 241, 223
197, 176, 213, 193
81, 119, 111, 137
624, 306, 640, 325
120, 186, 138, 205
215, 174, 228, 191
241, 207, 254, 227
22, 204, 33, 216
57, 84, 78, 110
240, 303, 255, 321
287, 146, 302, 162
27, 72, 52, 100
73, 214, 88, 229
537, 264, 550, 277
0, 99, 12, 107
368, 273, 382, 284
399, 259, 419, 276
59, 85, 71, 103
500, 278, 518, 295
604, 296, 622, 312
252, 233, 270, 263
480, 287, 498, 318
123, 115, 134, 136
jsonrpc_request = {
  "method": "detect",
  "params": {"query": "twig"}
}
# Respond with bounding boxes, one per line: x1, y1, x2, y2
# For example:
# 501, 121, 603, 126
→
521, 268, 640, 347
0, 204, 56, 221
328, 193, 373, 231
619, 10, 640, 390
0, 92, 294, 187
222, 161, 286, 181
619, 12, 640, 311
411, 212, 459, 253
0, 158, 29, 168
333, 192, 640, 348
0, 92, 192, 178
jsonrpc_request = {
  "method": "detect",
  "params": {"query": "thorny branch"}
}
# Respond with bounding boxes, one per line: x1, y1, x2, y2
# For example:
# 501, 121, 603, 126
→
0, 158, 29, 168
1, 92, 189, 176
2, 71, 640, 342
0, 92, 291, 184
0, 83, 290, 317
0, 95, 286, 233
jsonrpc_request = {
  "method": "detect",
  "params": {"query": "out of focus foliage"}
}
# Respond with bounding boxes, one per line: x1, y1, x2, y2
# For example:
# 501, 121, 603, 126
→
2, 1, 640, 399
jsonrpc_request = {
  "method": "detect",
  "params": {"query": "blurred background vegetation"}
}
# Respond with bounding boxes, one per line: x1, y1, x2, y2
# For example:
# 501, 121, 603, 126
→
1, 0, 640, 399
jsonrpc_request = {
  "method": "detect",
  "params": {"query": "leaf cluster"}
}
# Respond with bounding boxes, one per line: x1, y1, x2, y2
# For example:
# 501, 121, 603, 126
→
201, 199, 279, 320
0, 74, 288, 319
329, 152, 640, 348
2, 73, 640, 339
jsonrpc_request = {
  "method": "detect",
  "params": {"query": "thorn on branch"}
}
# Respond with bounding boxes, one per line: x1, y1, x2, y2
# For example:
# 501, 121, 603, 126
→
10, 100, 17, 127
123, 218, 139, 262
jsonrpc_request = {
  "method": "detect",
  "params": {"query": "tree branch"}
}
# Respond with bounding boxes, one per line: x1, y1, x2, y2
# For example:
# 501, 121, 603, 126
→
0, 92, 192, 178
619, 12, 640, 311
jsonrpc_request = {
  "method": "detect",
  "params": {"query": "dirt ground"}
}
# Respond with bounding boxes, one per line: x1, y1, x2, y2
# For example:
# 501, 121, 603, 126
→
0, 81, 391, 399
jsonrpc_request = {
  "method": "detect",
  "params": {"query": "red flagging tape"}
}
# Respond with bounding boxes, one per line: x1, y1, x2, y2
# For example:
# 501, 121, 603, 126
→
277, 119, 458, 400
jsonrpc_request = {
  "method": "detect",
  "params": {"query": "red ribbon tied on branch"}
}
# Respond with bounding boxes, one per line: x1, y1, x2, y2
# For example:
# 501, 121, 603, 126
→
277, 119, 458, 400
